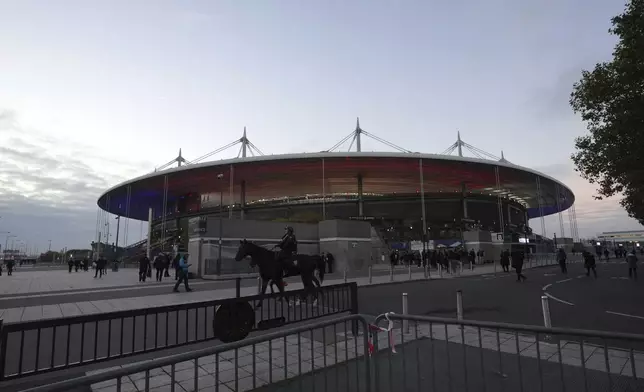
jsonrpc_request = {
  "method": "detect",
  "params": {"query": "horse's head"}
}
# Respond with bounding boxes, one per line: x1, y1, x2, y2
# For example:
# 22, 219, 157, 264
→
235, 239, 256, 266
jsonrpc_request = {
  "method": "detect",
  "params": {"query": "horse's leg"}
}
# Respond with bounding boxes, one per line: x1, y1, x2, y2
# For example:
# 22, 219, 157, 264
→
255, 278, 269, 309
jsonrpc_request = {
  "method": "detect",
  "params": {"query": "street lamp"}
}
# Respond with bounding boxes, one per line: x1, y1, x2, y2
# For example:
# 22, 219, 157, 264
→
2, 233, 13, 261
217, 173, 224, 275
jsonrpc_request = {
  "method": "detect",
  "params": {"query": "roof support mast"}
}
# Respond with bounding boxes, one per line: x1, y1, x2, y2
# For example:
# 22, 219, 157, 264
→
355, 118, 362, 152
326, 117, 411, 153
440, 132, 506, 163
153, 128, 264, 172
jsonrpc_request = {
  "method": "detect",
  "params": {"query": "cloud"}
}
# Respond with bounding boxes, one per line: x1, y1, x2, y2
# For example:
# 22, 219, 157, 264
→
533, 162, 643, 238
0, 109, 153, 251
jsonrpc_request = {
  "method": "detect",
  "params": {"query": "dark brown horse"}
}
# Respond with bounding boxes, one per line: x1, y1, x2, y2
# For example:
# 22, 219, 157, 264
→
235, 240, 325, 308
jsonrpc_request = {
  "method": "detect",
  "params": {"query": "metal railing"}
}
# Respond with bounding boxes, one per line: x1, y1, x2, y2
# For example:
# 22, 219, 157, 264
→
13, 311, 644, 392
370, 313, 644, 392
0, 282, 358, 381
18, 314, 371, 392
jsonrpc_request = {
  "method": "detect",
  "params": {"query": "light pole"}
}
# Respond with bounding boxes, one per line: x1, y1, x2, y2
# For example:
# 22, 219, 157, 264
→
2, 233, 13, 261
48, 239, 52, 252
217, 173, 224, 275
115, 215, 121, 260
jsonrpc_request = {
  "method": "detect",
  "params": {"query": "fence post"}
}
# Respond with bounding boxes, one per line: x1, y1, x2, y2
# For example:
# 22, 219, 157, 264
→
456, 290, 464, 323
256, 277, 262, 294
0, 319, 5, 381
402, 293, 409, 334
408, 263, 412, 280
235, 277, 241, 298
368, 265, 373, 284
343, 269, 347, 283
350, 283, 359, 335
390, 265, 394, 282
541, 295, 552, 328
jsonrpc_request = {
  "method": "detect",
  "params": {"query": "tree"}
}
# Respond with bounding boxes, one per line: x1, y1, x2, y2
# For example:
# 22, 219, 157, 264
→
570, 0, 644, 223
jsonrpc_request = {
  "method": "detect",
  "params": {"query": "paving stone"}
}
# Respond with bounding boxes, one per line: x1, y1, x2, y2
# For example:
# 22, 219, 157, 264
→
93, 380, 138, 392
133, 374, 172, 390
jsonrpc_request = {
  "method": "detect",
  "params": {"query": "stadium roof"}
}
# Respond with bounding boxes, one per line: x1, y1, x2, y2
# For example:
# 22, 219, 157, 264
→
97, 121, 575, 221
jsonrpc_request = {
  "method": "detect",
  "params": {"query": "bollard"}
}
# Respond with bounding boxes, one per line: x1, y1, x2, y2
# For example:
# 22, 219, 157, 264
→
343, 269, 347, 283
456, 290, 464, 324
459, 261, 463, 275
541, 295, 552, 328
368, 265, 373, 284
470, 261, 473, 271
390, 265, 394, 282
424, 263, 429, 279
235, 277, 241, 298
494, 259, 497, 275
257, 277, 262, 294
402, 292, 409, 334
408, 263, 412, 280
439, 264, 443, 278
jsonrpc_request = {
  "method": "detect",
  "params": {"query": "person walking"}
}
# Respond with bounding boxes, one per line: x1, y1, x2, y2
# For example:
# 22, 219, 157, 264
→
500, 249, 511, 273
557, 248, 568, 274
583, 251, 598, 278
173, 253, 192, 293
512, 250, 527, 282
138, 254, 150, 282
626, 251, 638, 280
94, 256, 106, 278
154, 254, 164, 282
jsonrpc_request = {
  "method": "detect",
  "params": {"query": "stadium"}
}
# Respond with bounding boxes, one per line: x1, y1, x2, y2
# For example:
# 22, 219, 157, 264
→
96, 121, 579, 263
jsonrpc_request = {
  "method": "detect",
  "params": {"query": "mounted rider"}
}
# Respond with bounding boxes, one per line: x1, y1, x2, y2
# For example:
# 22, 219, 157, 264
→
276, 226, 298, 275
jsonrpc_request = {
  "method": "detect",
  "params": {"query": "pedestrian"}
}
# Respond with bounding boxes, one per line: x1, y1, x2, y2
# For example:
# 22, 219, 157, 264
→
173, 253, 192, 293
500, 249, 510, 272
626, 251, 638, 280
138, 254, 150, 282
326, 252, 334, 274
583, 251, 598, 278
557, 248, 567, 274
94, 256, 106, 278
154, 254, 164, 282
512, 250, 527, 282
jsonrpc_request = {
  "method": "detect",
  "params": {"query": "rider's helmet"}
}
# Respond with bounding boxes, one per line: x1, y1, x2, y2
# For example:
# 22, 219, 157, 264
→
285, 226, 294, 234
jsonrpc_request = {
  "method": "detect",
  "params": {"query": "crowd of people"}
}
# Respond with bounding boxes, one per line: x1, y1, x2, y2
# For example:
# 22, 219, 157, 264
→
136, 252, 193, 292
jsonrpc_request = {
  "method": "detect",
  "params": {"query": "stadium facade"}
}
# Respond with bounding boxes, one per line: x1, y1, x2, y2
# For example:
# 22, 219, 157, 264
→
95, 122, 580, 269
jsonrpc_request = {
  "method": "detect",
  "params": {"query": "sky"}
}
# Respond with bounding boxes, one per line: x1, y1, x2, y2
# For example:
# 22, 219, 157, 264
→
0, 0, 641, 253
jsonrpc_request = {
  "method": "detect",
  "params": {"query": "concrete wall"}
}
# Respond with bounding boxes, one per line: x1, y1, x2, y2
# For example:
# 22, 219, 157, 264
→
318, 220, 372, 272
189, 217, 372, 277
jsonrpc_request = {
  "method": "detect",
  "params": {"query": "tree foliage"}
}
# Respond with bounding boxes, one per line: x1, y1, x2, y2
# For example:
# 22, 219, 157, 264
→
570, 0, 644, 224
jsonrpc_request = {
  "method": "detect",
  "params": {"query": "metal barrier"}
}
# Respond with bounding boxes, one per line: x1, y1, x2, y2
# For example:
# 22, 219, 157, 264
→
371, 313, 644, 392
18, 314, 371, 392
0, 282, 358, 381
9, 310, 644, 391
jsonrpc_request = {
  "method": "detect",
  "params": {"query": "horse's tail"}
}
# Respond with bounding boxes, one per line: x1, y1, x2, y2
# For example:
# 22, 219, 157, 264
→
317, 256, 326, 283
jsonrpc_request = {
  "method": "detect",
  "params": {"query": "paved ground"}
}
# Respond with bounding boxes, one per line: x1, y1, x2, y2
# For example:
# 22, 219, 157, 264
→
83, 318, 644, 392
3, 256, 643, 392
357, 260, 644, 340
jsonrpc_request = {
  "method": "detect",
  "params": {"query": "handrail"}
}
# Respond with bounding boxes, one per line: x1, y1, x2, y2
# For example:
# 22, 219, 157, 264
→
17, 314, 370, 392
374, 312, 644, 342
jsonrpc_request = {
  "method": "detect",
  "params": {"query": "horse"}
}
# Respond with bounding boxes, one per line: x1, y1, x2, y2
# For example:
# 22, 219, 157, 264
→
235, 239, 326, 308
